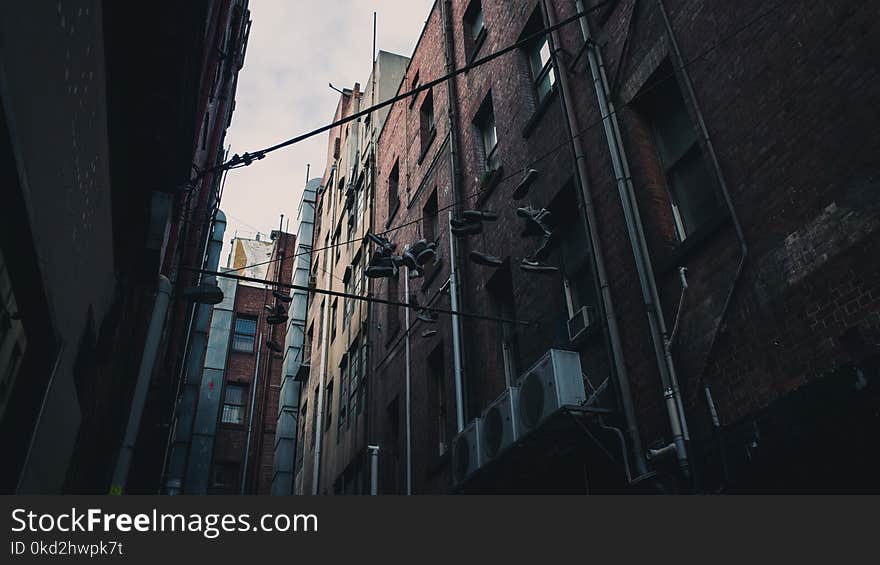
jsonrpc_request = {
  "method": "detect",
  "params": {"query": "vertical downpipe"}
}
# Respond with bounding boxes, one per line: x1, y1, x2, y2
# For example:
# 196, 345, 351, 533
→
404, 262, 413, 495
110, 275, 173, 494
543, 0, 648, 476
240, 332, 262, 494
440, 0, 468, 433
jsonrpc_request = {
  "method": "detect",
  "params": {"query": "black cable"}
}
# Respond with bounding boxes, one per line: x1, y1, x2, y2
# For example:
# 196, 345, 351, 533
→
198, 0, 619, 178
210, 0, 791, 279
189, 267, 533, 326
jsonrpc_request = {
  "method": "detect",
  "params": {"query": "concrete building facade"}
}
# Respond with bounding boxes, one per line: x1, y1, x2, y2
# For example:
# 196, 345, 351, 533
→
174, 231, 295, 495
295, 51, 410, 495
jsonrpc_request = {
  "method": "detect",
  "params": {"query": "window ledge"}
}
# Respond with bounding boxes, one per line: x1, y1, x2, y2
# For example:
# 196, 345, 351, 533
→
385, 200, 401, 228
522, 86, 559, 139
420, 257, 445, 291
417, 128, 437, 166
466, 29, 488, 66
476, 165, 505, 205
656, 209, 731, 274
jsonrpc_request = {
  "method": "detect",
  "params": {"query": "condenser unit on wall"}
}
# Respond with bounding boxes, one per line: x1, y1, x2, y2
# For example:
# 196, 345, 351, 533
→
517, 349, 585, 436
480, 387, 520, 465
451, 418, 482, 488
567, 305, 597, 343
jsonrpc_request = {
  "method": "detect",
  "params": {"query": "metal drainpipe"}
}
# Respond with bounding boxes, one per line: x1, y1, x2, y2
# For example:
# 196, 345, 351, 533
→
109, 275, 173, 494
656, 0, 748, 386
312, 162, 338, 495
404, 261, 413, 495
162, 210, 227, 494
448, 214, 465, 433
311, 290, 330, 495
568, 0, 691, 477
440, 0, 468, 433
368, 444, 380, 495
542, 0, 647, 477
240, 332, 262, 494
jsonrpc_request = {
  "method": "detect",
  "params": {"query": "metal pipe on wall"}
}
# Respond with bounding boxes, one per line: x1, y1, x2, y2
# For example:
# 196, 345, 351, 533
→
109, 275, 173, 494
240, 332, 262, 494
440, 0, 468, 433
543, 0, 648, 477
656, 0, 749, 387
162, 210, 227, 494
404, 261, 413, 495
569, 0, 691, 478
448, 214, 465, 433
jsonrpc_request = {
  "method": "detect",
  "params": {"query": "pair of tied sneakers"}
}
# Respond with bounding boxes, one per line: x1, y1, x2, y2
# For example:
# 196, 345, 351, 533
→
516, 206, 558, 274
365, 233, 400, 279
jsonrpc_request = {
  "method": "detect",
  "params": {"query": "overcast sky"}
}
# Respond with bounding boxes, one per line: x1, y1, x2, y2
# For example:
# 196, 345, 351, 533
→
220, 0, 434, 259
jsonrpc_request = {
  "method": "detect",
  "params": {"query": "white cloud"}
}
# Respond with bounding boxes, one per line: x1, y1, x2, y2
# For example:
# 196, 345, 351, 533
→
220, 0, 433, 261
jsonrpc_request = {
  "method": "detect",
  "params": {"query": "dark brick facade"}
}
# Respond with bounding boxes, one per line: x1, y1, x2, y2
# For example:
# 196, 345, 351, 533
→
211, 232, 295, 495
358, 0, 880, 493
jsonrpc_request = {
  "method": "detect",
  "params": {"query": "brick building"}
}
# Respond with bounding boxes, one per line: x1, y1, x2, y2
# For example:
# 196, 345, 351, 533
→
356, 0, 880, 494
0, 0, 251, 493
172, 231, 295, 494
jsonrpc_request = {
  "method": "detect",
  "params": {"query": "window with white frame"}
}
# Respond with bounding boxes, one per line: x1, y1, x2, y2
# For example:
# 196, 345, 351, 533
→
231, 316, 257, 352
474, 94, 499, 172
221, 382, 247, 424
529, 35, 556, 105
640, 64, 721, 240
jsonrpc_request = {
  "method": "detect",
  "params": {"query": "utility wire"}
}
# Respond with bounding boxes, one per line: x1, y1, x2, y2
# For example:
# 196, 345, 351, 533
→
198, 0, 618, 177
189, 267, 534, 326
204, 0, 790, 276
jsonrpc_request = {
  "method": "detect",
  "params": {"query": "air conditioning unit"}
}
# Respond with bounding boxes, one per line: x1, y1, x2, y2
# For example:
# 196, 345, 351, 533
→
567, 306, 597, 342
308, 274, 318, 289
451, 418, 482, 488
517, 349, 585, 436
480, 387, 520, 465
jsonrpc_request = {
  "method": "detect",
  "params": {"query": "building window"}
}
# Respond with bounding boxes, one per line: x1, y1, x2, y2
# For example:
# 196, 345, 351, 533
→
385, 271, 400, 338
474, 94, 499, 173
640, 64, 721, 240
408, 71, 420, 108
232, 316, 257, 352
349, 336, 361, 419
487, 266, 519, 387
331, 298, 338, 342
334, 225, 342, 264
325, 380, 334, 431
428, 344, 448, 457
211, 462, 239, 493
310, 386, 319, 447
529, 37, 555, 104
298, 400, 307, 470
419, 90, 436, 158
464, 0, 487, 60
556, 191, 599, 318
338, 357, 348, 436
304, 323, 314, 366
388, 160, 400, 221
422, 189, 439, 243
221, 383, 247, 425
522, 8, 556, 106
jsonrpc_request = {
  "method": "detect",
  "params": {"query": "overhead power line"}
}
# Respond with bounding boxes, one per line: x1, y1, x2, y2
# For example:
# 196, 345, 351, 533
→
203, 0, 618, 175
190, 268, 534, 326
210, 0, 791, 275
